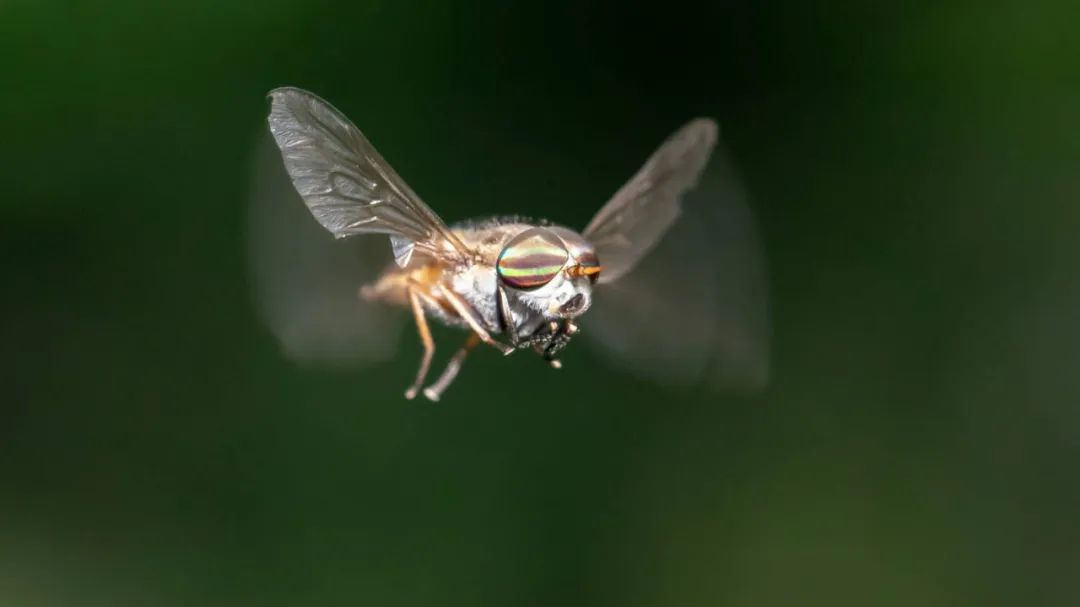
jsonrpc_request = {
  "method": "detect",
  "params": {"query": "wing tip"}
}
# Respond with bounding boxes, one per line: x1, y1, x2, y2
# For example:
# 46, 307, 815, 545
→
266, 87, 337, 149
267, 86, 311, 102
687, 117, 720, 146
266, 87, 329, 119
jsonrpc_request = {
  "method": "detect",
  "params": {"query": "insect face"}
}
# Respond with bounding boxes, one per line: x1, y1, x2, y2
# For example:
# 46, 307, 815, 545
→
495, 227, 597, 320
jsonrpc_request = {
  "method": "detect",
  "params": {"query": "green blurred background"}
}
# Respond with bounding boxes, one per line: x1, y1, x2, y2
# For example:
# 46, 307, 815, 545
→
3, 1, 1079, 605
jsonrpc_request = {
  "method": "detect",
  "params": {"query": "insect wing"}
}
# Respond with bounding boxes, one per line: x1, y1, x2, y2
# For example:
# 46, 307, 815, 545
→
267, 87, 470, 266
583, 150, 770, 392
583, 118, 718, 284
247, 133, 403, 366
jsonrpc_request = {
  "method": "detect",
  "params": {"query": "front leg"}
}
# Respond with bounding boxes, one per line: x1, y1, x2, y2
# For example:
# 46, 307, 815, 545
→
496, 284, 521, 348
522, 320, 578, 368
540, 320, 577, 363
438, 284, 514, 355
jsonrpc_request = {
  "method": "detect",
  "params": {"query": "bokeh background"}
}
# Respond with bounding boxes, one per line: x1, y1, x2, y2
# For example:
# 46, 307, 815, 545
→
4, 1, 1080, 605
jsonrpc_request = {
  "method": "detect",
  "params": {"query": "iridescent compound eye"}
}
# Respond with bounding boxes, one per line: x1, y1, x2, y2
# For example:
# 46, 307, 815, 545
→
496, 228, 569, 290
571, 250, 601, 284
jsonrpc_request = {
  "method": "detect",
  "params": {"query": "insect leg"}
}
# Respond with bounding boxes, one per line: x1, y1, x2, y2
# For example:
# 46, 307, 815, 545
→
422, 333, 481, 402
404, 285, 436, 400
496, 284, 520, 348
537, 320, 577, 369
438, 286, 514, 355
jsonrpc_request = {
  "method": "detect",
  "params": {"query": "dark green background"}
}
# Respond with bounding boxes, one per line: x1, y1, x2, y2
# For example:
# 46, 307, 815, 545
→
4, 1, 1079, 605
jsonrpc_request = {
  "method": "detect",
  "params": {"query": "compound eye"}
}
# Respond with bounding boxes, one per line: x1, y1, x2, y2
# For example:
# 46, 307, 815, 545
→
573, 250, 602, 284
496, 228, 569, 290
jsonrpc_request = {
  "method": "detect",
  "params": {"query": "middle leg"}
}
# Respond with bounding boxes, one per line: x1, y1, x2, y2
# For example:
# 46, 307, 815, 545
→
422, 333, 481, 402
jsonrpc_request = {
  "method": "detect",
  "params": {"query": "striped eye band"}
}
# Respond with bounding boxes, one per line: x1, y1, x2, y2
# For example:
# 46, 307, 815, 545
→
497, 228, 569, 290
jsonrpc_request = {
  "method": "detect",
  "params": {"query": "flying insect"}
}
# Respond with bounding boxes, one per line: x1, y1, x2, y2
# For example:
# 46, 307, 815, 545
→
257, 87, 769, 400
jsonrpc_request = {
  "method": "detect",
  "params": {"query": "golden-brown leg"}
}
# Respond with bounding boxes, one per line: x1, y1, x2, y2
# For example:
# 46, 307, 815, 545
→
438, 286, 514, 355
404, 286, 435, 400
423, 333, 481, 402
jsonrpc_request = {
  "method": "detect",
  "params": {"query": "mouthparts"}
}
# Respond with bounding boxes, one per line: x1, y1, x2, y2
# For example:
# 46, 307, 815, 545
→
558, 293, 586, 316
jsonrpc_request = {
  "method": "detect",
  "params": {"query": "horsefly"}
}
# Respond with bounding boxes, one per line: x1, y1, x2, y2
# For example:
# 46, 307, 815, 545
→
256, 87, 769, 400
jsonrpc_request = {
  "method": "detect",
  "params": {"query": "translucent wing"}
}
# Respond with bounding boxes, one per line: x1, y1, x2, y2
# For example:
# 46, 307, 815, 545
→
247, 132, 403, 366
583, 118, 718, 283
583, 146, 771, 392
267, 87, 470, 266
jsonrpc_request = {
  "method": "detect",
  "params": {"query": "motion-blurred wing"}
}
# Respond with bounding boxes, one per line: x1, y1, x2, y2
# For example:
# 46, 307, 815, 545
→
247, 133, 403, 366
583, 149, 770, 392
267, 87, 470, 266
583, 118, 717, 283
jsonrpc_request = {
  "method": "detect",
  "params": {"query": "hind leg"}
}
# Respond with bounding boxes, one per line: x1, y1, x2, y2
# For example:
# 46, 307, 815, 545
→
422, 333, 481, 401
